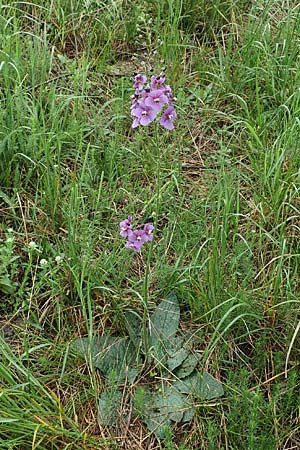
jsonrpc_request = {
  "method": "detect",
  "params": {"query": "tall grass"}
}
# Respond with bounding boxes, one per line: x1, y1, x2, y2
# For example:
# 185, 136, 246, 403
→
0, 1, 299, 448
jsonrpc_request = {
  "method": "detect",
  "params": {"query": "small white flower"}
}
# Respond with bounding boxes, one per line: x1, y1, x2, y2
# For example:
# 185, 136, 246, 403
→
40, 258, 48, 267
28, 241, 38, 250
55, 255, 63, 264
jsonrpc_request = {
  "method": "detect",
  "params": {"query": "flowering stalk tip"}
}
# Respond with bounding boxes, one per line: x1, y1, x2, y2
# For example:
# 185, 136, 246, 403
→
130, 71, 177, 130
119, 216, 154, 252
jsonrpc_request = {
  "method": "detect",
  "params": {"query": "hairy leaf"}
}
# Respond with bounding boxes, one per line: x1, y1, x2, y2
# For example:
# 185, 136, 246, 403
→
149, 293, 180, 363
71, 336, 137, 382
175, 353, 198, 378
198, 371, 224, 400
174, 371, 224, 400
124, 310, 142, 347
173, 372, 198, 394
167, 347, 189, 372
98, 390, 122, 426
182, 407, 195, 422
140, 383, 193, 439
143, 412, 172, 440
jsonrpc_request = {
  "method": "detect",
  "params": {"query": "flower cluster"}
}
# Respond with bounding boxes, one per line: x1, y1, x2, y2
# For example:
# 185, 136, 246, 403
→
131, 72, 177, 130
119, 216, 154, 252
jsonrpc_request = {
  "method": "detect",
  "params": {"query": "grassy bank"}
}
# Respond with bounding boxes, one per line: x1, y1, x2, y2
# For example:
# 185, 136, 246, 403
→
0, 1, 299, 449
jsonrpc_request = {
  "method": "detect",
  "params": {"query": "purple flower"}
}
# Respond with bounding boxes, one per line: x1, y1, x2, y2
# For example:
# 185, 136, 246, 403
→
125, 229, 146, 252
120, 216, 155, 252
133, 74, 147, 90
160, 106, 177, 130
141, 85, 151, 98
143, 223, 154, 242
150, 75, 165, 90
130, 94, 139, 110
119, 216, 133, 237
164, 85, 176, 104
164, 85, 172, 96
131, 116, 140, 128
145, 89, 168, 113
132, 101, 157, 126
130, 73, 177, 130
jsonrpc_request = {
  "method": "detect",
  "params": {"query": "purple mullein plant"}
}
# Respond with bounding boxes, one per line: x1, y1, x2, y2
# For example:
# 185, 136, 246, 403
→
145, 89, 168, 113
150, 75, 165, 90
130, 71, 177, 130
133, 73, 147, 90
125, 229, 146, 252
132, 101, 157, 126
119, 216, 133, 237
160, 105, 177, 131
143, 223, 154, 242
120, 216, 154, 252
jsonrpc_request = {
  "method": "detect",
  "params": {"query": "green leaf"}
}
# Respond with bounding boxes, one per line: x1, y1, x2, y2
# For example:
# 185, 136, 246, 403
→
124, 310, 142, 347
173, 372, 198, 394
182, 407, 195, 423
140, 383, 193, 439
126, 367, 140, 385
0, 418, 19, 423
0, 190, 13, 207
0, 276, 16, 294
149, 293, 180, 363
198, 371, 224, 400
175, 353, 198, 379
71, 336, 137, 382
135, 385, 171, 439
158, 387, 185, 422
174, 371, 224, 400
143, 412, 172, 440
98, 390, 122, 426
167, 347, 189, 372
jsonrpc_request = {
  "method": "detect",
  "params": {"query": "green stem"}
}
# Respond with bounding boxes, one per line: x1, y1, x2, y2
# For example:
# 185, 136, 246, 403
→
143, 125, 161, 358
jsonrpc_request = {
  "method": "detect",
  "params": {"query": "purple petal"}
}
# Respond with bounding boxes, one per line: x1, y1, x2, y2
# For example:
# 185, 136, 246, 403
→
144, 97, 163, 112
143, 223, 154, 242
119, 216, 133, 237
132, 117, 140, 128
160, 117, 175, 130
140, 108, 157, 126
133, 74, 147, 90
150, 75, 165, 90
160, 106, 176, 130
125, 241, 143, 252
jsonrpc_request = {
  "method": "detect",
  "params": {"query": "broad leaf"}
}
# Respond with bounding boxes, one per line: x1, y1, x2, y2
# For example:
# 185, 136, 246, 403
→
140, 383, 192, 439
143, 411, 172, 440
98, 390, 122, 426
124, 310, 142, 347
135, 385, 171, 439
71, 336, 137, 382
175, 353, 198, 379
167, 347, 189, 372
149, 293, 180, 363
174, 371, 224, 400
156, 386, 186, 422
126, 367, 140, 385
182, 407, 195, 422
198, 371, 224, 400
173, 372, 198, 395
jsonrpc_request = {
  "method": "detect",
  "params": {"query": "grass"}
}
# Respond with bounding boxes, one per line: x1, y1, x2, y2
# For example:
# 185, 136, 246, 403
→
0, 0, 300, 448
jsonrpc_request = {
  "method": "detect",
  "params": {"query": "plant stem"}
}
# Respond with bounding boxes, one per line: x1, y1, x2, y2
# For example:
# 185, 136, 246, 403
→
142, 125, 161, 357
